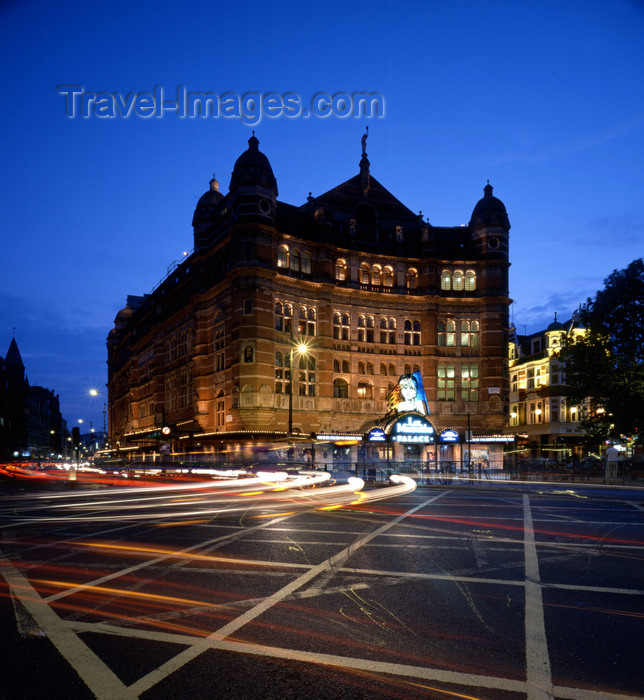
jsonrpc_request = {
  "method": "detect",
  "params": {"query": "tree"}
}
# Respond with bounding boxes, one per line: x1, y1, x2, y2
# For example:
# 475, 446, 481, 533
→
562, 259, 644, 443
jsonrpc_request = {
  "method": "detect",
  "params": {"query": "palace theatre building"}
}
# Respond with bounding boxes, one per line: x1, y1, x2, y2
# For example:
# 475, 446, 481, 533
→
107, 135, 512, 468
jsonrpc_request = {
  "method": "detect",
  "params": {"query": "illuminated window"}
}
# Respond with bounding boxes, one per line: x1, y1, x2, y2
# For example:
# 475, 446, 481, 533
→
333, 312, 350, 340
357, 380, 373, 399
453, 270, 464, 291
371, 264, 382, 286
335, 258, 347, 281
360, 263, 370, 285
465, 270, 476, 291
406, 268, 418, 289
357, 315, 366, 342
441, 270, 451, 290
461, 320, 479, 347
216, 393, 225, 427
297, 354, 315, 396
438, 320, 456, 347
277, 245, 289, 268
383, 266, 394, 287
461, 364, 479, 402
438, 364, 455, 401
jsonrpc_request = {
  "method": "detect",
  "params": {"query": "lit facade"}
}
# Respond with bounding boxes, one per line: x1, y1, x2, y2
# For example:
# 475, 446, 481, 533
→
107, 135, 512, 467
508, 314, 587, 461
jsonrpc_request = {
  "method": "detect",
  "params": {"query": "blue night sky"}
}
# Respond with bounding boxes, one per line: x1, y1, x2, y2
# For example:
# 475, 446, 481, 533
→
1, 0, 643, 431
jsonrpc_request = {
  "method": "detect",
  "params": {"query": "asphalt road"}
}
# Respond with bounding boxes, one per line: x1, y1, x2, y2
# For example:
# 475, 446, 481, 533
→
1, 478, 643, 700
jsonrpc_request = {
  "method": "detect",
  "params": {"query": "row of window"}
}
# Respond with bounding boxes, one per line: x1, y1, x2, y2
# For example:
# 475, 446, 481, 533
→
510, 399, 581, 425
275, 302, 317, 336
511, 363, 565, 391
277, 245, 312, 274
276, 244, 477, 294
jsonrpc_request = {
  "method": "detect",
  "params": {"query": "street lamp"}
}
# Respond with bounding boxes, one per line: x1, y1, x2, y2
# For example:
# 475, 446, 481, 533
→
89, 388, 108, 444
287, 339, 310, 436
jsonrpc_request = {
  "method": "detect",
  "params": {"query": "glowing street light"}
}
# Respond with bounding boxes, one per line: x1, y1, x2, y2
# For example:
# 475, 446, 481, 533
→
287, 338, 311, 437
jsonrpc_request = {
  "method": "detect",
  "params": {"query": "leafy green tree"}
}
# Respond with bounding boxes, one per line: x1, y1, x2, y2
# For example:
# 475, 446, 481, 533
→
563, 259, 644, 443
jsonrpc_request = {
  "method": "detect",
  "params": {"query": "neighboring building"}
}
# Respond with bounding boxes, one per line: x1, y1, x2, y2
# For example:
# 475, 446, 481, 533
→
508, 312, 587, 462
0, 337, 66, 459
107, 134, 513, 468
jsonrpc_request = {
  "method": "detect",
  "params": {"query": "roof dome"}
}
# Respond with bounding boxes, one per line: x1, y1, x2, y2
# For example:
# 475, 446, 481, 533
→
469, 183, 510, 229
193, 174, 224, 232
546, 312, 565, 332
196, 175, 224, 210
229, 135, 278, 196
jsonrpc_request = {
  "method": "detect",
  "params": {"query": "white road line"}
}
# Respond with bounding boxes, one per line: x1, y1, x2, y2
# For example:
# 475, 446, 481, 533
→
523, 493, 553, 699
127, 492, 448, 696
66, 620, 639, 700
0, 556, 137, 700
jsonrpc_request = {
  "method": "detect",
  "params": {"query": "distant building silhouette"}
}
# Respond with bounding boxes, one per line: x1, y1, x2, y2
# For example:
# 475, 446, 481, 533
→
0, 337, 65, 459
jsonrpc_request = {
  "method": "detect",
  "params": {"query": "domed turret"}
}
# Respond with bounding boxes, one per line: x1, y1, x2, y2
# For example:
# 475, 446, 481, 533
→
469, 182, 510, 229
229, 134, 278, 197
192, 174, 224, 235
546, 312, 565, 332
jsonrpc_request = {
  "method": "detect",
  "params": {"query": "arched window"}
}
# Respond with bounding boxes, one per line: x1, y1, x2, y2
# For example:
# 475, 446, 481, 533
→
441, 270, 451, 291
342, 360, 349, 373
404, 319, 412, 345
406, 268, 418, 289
360, 263, 370, 285
357, 380, 373, 399
383, 266, 394, 287
275, 352, 287, 394
358, 361, 365, 374
413, 320, 421, 345
461, 320, 479, 347
335, 258, 347, 281
302, 252, 312, 275
357, 315, 366, 342
371, 265, 382, 286
366, 362, 374, 375
244, 346, 254, 363
333, 378, 348, 398
388, 363, 396, 376
290, 249, 300, 272
366, 316, 375, 343
275, 302, 292, 333
465, 270, 476, 291
277, 245, 289, 269
388, 318, 396, 344
379, 317, 388, 343
453, 270, 464, 291
333, 359, 340, 372
380, 363, 387, 375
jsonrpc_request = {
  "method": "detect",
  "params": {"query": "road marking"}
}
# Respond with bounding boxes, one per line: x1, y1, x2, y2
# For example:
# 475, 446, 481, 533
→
523, 493, 553, 699
65, 619, 638, 700
127, 492, 448, 696
0, 555, 137, 700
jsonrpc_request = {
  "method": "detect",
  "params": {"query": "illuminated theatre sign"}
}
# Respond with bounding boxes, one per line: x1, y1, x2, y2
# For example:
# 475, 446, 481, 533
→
391, 414, 436, 444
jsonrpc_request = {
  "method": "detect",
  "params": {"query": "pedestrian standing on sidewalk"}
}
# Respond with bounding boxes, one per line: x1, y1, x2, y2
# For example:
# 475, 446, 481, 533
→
604, 444, 620, 485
